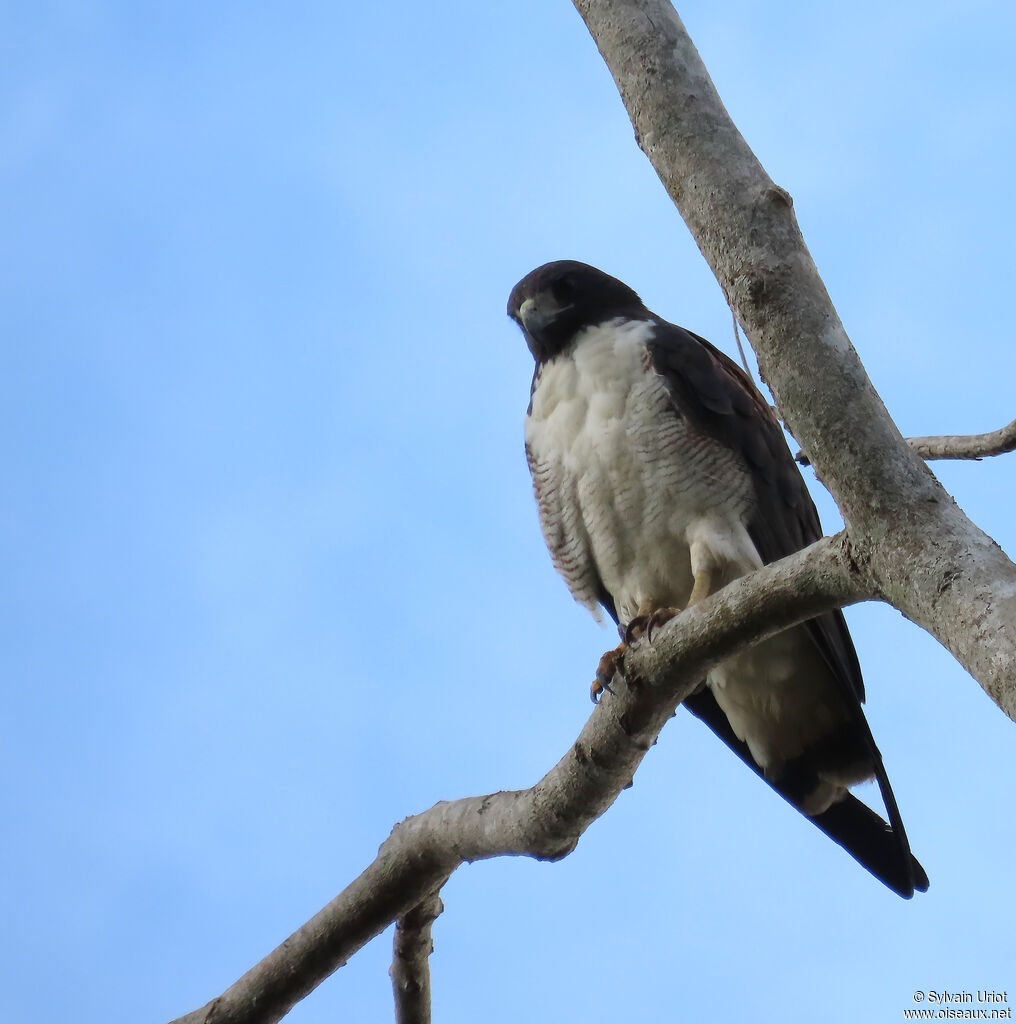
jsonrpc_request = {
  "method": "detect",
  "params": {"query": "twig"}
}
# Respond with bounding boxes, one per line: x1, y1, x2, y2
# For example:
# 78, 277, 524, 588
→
730, 310, 752, 378
795, 418, 1016, 466
390, 892, 444, 1024
907, 418, 1016, 461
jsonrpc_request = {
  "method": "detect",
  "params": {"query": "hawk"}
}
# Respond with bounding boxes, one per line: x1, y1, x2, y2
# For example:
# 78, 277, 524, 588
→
508, 259, 927, 898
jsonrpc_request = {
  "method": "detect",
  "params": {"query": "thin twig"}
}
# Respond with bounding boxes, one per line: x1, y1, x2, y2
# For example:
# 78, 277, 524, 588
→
731, 309, 752, 378
907, 418, 1016, 461
390, 892, 444, 1024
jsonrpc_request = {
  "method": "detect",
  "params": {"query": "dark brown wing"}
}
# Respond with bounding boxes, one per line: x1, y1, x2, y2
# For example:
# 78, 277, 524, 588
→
644, 319, 926, 897
646, 323, 862, 695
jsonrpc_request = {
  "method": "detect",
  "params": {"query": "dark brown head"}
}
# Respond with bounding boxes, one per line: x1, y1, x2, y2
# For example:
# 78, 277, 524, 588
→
507, 260, 647, 363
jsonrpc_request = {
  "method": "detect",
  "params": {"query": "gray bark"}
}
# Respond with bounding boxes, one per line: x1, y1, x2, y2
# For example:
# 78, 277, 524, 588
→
390, 893, 444, 1024
907, 418, 1016, 461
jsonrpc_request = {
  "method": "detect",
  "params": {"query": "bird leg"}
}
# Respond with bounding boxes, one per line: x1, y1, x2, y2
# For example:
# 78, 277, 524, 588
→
641, 567, 715, 644
686, 566, 713, 609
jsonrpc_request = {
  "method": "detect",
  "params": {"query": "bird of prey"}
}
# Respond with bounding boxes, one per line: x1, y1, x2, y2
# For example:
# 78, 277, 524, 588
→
508, 259, 927, 898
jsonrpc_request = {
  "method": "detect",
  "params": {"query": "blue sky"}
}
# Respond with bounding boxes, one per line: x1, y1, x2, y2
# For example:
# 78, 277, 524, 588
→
2, 2, 1014, 1022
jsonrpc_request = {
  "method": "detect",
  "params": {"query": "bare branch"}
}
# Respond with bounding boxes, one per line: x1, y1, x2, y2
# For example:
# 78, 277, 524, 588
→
390, 892, 444, 1024
795, 418, 1016, 465
907, 418, 1016, 461
571, 0, 1016, 717
168, 535, 867, 1024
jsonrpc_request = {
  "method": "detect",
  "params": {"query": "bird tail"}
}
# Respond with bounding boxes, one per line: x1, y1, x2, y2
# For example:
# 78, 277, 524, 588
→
683, 690, 928, 898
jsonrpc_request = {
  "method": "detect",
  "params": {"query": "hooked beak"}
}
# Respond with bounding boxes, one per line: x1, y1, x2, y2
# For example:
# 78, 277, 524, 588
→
518, 295, 571, 335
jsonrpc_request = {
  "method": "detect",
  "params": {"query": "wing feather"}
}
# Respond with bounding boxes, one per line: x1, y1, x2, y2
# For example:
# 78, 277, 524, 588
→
644, 320, 924, 895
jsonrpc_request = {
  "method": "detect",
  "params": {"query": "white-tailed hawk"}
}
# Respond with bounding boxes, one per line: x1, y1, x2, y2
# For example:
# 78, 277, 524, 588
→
508, 259, 927, 899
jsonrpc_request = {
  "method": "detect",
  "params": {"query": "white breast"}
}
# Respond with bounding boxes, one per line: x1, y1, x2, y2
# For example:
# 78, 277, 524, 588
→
525, 318, 758, 625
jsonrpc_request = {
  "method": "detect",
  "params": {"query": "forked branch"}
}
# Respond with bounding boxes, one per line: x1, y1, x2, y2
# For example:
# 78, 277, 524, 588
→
168, 535, 868, 1024
391, 892, 445, 1024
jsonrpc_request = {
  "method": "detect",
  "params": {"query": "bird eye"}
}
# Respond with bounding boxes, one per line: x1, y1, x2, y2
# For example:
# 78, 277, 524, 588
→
552, 277, 575, 304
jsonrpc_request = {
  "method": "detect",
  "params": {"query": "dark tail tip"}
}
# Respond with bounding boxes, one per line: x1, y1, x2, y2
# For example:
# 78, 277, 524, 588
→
813, 796, 928, 898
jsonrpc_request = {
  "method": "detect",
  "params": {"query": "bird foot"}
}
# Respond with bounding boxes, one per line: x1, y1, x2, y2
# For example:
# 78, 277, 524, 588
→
591, 643, 625, 703
641, 607, 681, 644
623, 615, 651, 644
591, 606, 683, 702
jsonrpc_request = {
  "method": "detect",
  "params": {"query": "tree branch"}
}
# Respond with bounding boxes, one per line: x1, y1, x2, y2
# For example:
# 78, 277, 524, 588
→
571, 0, 1016, 718
907, 417, 1016, 461
390, 892, 444, 1024
168, 535, 867, 1024
796, 418, 1016, 465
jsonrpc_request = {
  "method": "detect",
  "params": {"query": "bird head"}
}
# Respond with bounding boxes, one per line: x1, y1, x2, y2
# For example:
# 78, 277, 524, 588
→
507, 260, 646, 363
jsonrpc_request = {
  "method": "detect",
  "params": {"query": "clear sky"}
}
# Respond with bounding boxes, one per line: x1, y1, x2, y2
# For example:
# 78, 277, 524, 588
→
3, 2, 1015, 1022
